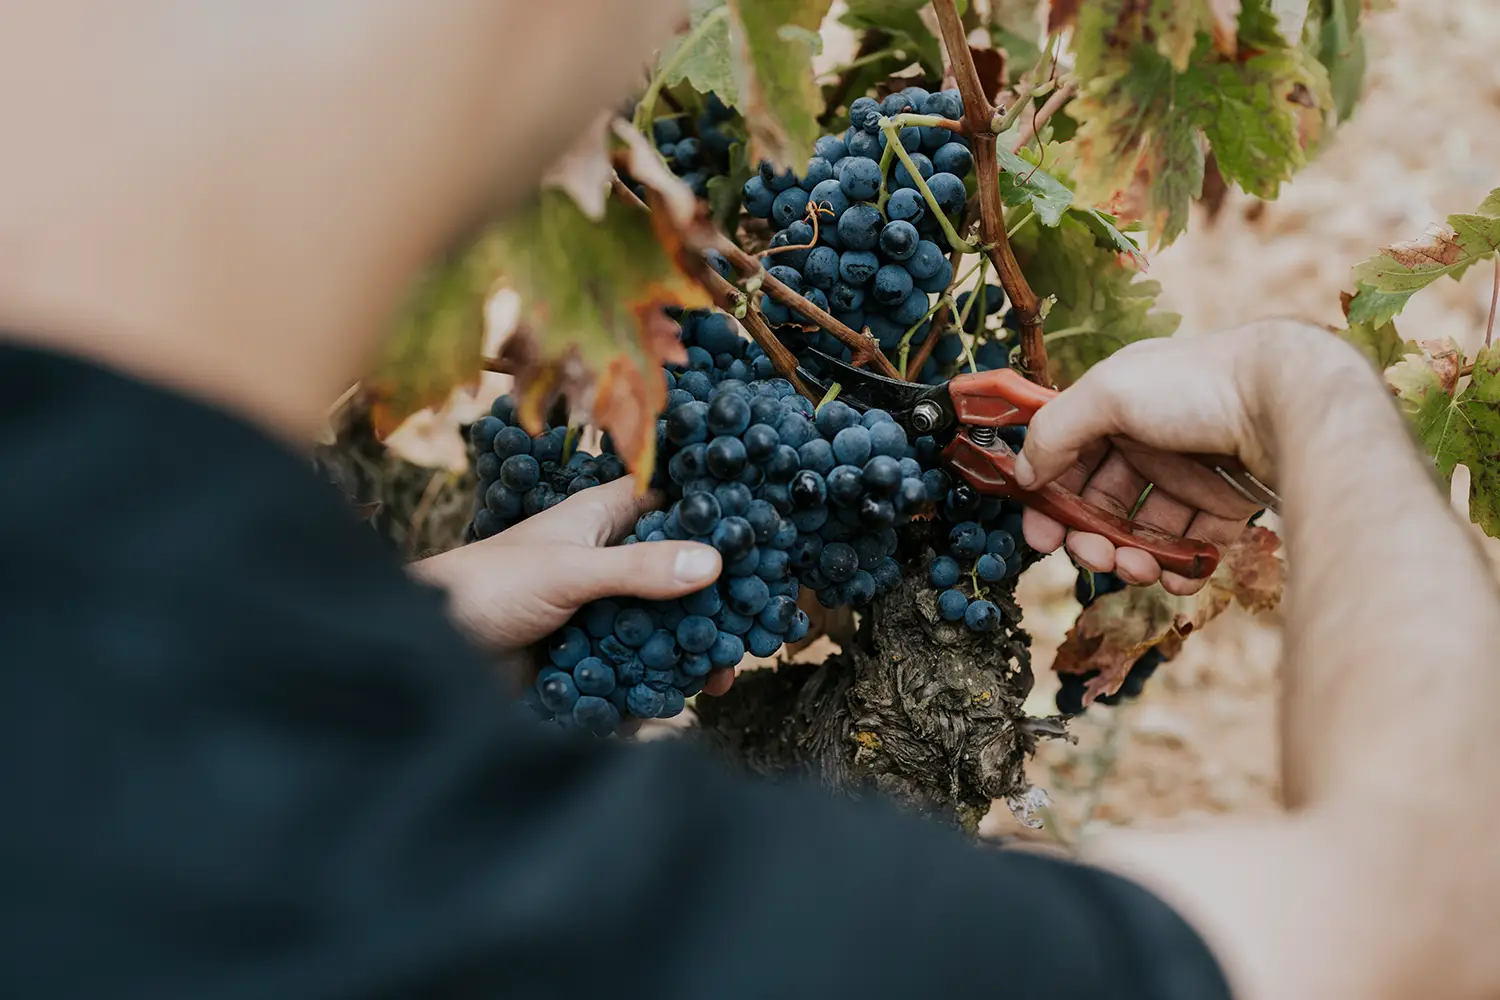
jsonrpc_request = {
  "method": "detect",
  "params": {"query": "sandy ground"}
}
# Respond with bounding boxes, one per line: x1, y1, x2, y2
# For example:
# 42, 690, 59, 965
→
985, 0, 1500, 847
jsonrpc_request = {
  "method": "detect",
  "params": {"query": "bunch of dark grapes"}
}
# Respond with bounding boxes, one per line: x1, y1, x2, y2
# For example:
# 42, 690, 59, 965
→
740, 87, 973, 374
465, 400, 626, 541
1054, 571, 1167, 715
644, 93, 738, 199
913, 446, 1028, 633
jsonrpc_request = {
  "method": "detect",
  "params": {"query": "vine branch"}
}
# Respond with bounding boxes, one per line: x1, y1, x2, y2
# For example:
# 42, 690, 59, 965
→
713, 238, 901, 378
931, 0, 1050, 386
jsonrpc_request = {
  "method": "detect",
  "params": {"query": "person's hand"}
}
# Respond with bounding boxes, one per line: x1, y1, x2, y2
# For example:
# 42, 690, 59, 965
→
1014, 327, 1294, 594
411, 478, 735, 696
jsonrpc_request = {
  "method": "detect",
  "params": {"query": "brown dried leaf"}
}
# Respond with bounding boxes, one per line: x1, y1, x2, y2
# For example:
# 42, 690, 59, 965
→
1054, 526, 1286, 703
1381, 227, 1466, 271
542, 113, 615, 222
1047, 0, 1084, 33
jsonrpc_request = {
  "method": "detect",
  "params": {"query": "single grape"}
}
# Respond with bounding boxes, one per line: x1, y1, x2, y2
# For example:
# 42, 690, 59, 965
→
819, 541, 859, 583
927, 172, 966, 215
706, 435, 748, 479
803, 246, 840, 289
837, 203, 884, 251
771, 186, 812, 229
709, 631, 746, 668
877, 125, 922, 153
965, 600, 1001, 632
573, 696, 622, 736
949, 520, 986, 560
798, 438, 836, 475
986, 529, 1017, 559
838, 156, 882, 202
742, 176, 775, 218
715, 481, 753, 517
538, 669, 581, 714
677, 615, 719, 654
815, 133, 848, 162
678, 491, 722, 536
640, 629, 680, 669
937, 589, 969, 621
976, 553, 1006, 582
832, 425, 873, 465
667, 400, 709, 445
826, 465, 864, 506
573, 657, 615, 697
746, 625, 784, 658
879, 220, 919, 261
614, 607, 655, 648
932, 142, 973, 179
838, 250, 880, 287
499, 454, 542, 493
727, 574, 770, 616
872, 264, 914, 306
712, 516, 756, 560
861, 455, 901, 496
707, 392, 752, 436
849, 96, 883, 133
893, 153, 933, 189
626, 684, 667, 719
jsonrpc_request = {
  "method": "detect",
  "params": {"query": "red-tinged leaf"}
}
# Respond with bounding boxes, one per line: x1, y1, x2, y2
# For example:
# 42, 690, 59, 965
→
494, 190, 708, 480
1389, 343, 1500, 538
1054, 526, 1286, 704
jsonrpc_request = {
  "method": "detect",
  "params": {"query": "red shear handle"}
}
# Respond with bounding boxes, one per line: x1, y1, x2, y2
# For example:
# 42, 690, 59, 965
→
948, 368, 1057, 427
942, 435, 1221, 580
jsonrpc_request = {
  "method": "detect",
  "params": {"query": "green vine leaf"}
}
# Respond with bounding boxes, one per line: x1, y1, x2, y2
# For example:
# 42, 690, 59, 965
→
995, 139, 1074, 227
727, 0, 834, 170
659, 0, 738, 106
1009, 212, 1180, 386
1349, 188, 1500, 318
368, 231, 503, 437
1337, 290, 1415, 372
1391, 343, 1500, 538
493, 190, 710, 477
1304, 0, 1367, 123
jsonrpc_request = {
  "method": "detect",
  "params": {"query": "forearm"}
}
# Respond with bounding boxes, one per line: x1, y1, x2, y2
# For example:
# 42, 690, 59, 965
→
1255, 330, 1500, 811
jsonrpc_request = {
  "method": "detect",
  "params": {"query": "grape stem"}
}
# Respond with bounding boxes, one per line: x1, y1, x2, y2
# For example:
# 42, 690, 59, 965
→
632, 6, 730, 136
695, 259, 816, 401
712, 238, 902, 378
875, 139, 897, 213
897, 253, 986, 376
1009, 82, 1076, 154
1487, 256, 1499, 350
931, 0, 1051, 386
905, 247, 968, 377
880, 118, 977, 254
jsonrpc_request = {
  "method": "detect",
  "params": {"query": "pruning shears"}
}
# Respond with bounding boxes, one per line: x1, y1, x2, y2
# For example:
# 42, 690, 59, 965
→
796, 349, 1282, 580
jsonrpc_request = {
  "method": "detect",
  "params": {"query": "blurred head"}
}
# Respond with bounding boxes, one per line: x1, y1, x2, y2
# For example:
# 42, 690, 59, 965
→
0, 0, 686, 438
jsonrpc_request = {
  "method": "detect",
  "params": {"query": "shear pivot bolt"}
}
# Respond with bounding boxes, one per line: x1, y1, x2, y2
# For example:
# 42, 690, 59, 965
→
911, 401, 942, 433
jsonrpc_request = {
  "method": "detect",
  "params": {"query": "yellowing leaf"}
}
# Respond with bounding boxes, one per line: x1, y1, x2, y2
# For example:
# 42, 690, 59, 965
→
1068, 0, 1331, 248
1390, 344, 1500, 538
493, 191, 709, 477
1351, 189, 1500, 306
367, 230, 504, 436
1054, 526, 1285, 702
727, 0, 833, 170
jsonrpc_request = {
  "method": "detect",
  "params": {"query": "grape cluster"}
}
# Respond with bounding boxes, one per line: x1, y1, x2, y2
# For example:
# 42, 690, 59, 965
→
465, 400, 626, 541
1054, 571, 1167, 715
740, 88, 973, 374
914, 435, 1030, 632
647, 93, 738, 199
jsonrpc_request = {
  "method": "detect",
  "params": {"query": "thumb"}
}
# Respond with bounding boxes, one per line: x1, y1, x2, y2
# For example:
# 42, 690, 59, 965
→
536, 540, 723, 608
1015, 374, 1123, 489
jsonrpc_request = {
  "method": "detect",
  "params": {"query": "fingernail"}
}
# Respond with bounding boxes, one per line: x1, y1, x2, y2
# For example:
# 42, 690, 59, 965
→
1014, 451, 1036, 488
674, 545, 720, 584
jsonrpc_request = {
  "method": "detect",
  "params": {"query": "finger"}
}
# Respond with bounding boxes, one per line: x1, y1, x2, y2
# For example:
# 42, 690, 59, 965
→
499, 476, 662, 548
532, 540, 722, 609
1113, 547, 1161, 586
1015, 368, 1128, 489
1065, 532, 1116, 573
1159, 508, 1252, 596
1022, 507, 1066, 553
702, 668, 734, 697
1078, 450, 1150, 519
